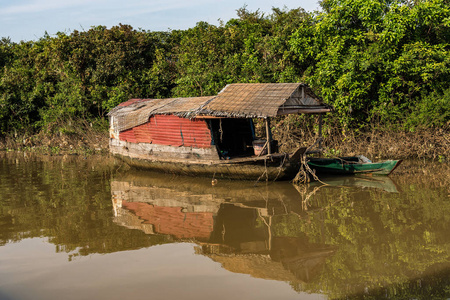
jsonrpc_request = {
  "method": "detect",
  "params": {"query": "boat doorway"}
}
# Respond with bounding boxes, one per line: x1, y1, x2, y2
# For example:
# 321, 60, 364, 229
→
208, 118, 255, 159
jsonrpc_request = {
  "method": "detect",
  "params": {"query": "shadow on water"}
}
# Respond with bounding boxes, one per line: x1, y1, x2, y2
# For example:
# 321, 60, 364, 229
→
0, 152, 449, 298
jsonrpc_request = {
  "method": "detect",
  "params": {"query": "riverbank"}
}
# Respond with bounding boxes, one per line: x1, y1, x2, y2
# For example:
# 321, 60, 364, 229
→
0, 126, 448, 161
275, 125, 449, 162
322, 127, 449, 161
0, 122, 109, 156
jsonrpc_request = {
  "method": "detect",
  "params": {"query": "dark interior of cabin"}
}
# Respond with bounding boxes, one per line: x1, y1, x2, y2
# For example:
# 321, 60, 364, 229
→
208, 118, 255, 158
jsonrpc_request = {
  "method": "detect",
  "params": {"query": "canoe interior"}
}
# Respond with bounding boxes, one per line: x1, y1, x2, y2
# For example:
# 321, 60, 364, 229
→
307, 157, 402, 176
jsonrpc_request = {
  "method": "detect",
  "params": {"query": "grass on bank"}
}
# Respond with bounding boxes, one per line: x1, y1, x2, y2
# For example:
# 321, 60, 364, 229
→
0, 117, 448, 161
0, 119, 109, 155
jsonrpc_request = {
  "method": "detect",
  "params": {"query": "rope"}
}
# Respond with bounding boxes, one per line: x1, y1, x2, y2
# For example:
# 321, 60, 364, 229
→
254, 156, 269, 185
219, 119, 223, 142
272, 153, 288, 182
292, 138, 328, 185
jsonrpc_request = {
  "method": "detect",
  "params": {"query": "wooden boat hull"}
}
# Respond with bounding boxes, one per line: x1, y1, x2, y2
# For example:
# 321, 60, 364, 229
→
115, 154, 302, 180
111, 137, 401, 180
307, 157, 402, 176
115, 154, 300, 181
110, 138, 301, 180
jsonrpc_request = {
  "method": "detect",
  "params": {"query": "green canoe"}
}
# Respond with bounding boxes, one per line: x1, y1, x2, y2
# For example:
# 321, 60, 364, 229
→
307, 156, 402, 176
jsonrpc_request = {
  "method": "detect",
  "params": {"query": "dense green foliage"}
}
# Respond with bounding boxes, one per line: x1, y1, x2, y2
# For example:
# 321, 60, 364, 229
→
295, 0, 450, 127
0, 0, 449, 135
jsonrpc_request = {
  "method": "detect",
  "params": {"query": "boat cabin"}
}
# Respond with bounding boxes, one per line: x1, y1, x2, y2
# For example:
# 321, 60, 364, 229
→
108, 83, 332, 179
109, 83, 331, 161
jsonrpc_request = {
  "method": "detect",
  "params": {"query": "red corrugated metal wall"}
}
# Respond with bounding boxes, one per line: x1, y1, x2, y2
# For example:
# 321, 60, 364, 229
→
119, 114, 212, 148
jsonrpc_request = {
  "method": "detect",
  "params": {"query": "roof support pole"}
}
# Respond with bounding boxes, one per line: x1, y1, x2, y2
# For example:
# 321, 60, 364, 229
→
265, 117, 272, 155
318, 114, 323, 149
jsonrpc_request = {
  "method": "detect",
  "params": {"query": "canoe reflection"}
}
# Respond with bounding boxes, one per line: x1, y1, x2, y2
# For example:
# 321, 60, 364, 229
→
111, 171, 337, 283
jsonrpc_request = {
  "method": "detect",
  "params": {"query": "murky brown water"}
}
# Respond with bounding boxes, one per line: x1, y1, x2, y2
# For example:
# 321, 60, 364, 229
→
0, 153, 449, 300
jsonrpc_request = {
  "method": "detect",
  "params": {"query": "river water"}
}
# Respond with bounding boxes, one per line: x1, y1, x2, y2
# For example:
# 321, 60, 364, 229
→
0, 153, 449, 300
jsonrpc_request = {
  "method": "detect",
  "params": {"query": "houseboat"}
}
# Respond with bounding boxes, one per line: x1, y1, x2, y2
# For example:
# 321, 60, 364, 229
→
108, 83, 332, 180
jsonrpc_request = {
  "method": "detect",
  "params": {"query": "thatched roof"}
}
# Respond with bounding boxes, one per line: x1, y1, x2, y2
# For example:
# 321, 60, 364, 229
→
109, 83, 332, 132
198, 83, 331, 117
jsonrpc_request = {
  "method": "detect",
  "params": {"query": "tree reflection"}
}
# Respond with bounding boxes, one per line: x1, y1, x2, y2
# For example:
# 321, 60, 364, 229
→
0, 153, 449, 298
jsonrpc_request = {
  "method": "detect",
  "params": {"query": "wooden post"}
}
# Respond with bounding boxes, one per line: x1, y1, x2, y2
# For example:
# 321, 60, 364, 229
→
265, 117, 272, 155
318, 114, 323, 149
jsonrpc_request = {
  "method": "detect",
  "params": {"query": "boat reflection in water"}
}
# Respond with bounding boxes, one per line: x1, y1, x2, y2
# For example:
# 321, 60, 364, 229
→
111, 170, 402, 284
111, 171, 341, 284
310, 174, 400, 193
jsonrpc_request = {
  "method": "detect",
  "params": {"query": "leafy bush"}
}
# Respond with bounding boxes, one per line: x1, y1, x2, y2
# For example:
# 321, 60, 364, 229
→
406, 88, 450, 129
0, 2, 449, 137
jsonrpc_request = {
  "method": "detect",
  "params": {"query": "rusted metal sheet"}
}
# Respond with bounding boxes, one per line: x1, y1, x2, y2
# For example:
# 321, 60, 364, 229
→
109, 97, 213, 132
119, 129, 137, 143
148, 115, 211, 148
119, 114, 212, 148
112, 98, 179, 132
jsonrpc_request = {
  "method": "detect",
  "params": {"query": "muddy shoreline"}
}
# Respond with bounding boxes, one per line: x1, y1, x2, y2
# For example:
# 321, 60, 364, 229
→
0, 127, 448, 161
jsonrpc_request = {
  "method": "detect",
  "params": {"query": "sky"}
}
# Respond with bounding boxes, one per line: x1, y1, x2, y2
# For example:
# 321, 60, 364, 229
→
0, 0, 321, 42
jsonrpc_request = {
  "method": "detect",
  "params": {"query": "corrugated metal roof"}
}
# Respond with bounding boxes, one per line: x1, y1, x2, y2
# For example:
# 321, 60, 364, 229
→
109, 83, 331, 132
